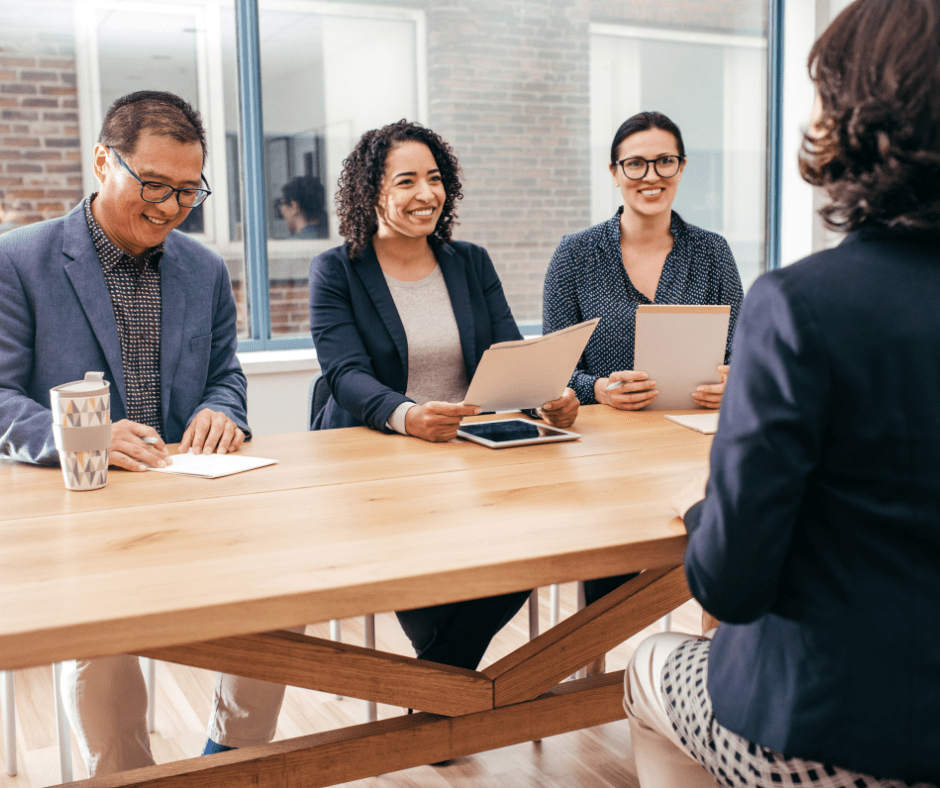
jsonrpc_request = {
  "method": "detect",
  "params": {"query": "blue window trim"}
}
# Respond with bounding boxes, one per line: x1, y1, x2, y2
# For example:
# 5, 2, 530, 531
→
235, 0, 782, 352
234, 0, 274, 349
765, 0, 784, 271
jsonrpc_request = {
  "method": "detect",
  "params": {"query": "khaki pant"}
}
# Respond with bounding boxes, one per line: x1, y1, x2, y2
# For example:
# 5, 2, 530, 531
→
623, 632, 717, 788
60, 655, 154, 777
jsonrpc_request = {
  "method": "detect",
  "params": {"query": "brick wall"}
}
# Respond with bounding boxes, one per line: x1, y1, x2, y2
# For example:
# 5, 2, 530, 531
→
0, 25, 82, 228
425, 0, 592, 324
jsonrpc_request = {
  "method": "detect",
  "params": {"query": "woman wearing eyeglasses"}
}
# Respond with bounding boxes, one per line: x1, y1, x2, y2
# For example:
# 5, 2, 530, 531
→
542, 111, 743, 413
542, 112, 744, 661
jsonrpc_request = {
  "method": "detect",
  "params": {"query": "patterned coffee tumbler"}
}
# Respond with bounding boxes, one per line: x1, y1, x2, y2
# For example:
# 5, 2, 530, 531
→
50, 372, 112, 491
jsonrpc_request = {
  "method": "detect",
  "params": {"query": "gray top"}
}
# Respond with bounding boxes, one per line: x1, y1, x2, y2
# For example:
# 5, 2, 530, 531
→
383, 265, 468, 435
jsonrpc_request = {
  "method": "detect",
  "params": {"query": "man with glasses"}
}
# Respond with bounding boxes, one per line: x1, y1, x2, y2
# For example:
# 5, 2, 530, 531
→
0, 90, 249, 774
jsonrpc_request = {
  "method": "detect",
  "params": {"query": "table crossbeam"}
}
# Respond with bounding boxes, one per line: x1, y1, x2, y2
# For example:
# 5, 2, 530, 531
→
62, 672, 627, 788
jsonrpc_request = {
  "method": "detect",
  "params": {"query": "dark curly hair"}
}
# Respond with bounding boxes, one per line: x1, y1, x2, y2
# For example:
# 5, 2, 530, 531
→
799, 0, 940, 233
336, 119, 463, 260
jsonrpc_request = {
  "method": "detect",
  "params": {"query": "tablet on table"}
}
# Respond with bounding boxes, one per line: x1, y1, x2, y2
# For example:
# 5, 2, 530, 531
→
456, 418, 581, 449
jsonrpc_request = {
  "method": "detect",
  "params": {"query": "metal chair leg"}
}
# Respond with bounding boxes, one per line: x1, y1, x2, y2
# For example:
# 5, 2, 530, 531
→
527, 589, 539, 639
364, 615, 377, 722
575, 581, 587, 680
142, 657, 156, 733
2, 671, 15, 776
549, 584, 561, 627
329, 620, 343, 700
658, 613, 673, 632
53, 662, 73, 783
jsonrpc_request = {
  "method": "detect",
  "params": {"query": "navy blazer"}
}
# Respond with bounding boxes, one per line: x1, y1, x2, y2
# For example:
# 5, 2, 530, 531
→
308, 239, 521, 432
684, 228, 940, 781
0, 203, 249, 465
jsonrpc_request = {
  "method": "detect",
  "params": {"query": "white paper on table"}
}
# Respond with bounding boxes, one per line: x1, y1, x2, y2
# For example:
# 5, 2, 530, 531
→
463, 318, 600, 412
149, 451, 277, 478
664, 413, 720, 434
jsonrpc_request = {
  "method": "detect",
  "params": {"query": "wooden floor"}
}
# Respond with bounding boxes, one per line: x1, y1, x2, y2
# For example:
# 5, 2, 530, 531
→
0, 584, 703, 788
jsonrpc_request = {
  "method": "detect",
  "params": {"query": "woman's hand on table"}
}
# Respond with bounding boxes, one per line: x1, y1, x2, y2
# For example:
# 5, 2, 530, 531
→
692, 364, 729, 409
405, 401, 481, 442
594, 370, 658, 410
538, 387, 579, 428
671, 473, 708, 520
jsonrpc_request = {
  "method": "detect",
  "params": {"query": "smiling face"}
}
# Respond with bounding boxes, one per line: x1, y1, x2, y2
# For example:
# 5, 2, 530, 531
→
610, 127, 685, 222
375, 141, 446, 241
92, 130, 204, 256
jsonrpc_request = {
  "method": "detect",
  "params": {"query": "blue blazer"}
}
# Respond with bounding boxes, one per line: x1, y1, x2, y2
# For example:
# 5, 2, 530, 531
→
684, 227, 940, 782
308, 239, 522, 432
0, 203, 249, 465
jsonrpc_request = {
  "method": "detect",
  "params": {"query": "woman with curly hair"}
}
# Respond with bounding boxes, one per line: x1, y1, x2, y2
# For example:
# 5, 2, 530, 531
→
310, 118, 578, 439
199, 123, 579, 756
624, 0, 940, 786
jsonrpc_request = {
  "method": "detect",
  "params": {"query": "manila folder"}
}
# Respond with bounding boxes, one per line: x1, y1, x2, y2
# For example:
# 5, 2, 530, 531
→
464, 318, 599, 411
633, 305, 730, 410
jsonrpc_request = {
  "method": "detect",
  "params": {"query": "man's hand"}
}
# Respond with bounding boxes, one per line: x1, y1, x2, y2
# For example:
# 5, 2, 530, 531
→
692, 364, 729, 409
405, 401, 481, 442
594, 370, 658, 410
538, 387, 579, 428
109, 420, 170, 472
179, 408, 246, 455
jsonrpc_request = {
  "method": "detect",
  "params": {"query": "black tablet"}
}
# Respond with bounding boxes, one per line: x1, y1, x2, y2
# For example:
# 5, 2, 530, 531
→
456, 418, 581, 449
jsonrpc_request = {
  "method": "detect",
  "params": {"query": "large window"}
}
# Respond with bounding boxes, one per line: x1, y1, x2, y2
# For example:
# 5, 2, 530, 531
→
0, 0, 771, 350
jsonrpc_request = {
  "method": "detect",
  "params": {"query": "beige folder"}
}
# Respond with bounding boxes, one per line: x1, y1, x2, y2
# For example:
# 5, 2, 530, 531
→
464, 319, 600, 412
633, 305, 730, 410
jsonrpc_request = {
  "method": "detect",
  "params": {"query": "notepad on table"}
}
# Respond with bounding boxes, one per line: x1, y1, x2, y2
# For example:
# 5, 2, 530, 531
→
149, 451, 277, 478
664, 413, 720, 434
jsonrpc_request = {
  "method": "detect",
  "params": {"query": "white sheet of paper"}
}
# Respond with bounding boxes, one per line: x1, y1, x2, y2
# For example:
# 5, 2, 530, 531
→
463, 319, 600, 412
664, 413, 720, 434
633, 305, 730, 410
149, 451, 277, 478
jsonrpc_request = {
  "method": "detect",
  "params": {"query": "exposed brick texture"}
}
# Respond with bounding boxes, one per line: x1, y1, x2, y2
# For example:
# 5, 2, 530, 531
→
0, 12, 81, 227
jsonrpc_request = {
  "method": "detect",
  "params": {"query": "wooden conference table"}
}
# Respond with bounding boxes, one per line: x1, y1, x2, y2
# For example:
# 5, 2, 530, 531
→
0, 406, 712, 787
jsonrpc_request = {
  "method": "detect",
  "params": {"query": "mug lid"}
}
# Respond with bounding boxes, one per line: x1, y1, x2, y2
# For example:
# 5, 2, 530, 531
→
52, 371, 110, 396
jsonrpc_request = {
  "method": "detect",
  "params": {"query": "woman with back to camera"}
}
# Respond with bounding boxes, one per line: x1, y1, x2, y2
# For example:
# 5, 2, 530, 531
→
624, 0, 940, 785
542, 113, 745, 641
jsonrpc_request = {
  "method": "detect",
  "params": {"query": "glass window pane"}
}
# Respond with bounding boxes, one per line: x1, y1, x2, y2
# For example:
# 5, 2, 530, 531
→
0, 0, 251, 340
256, 8, 419, 338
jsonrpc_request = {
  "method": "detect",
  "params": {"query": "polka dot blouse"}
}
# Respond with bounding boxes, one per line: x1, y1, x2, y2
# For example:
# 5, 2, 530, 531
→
542, 209, 744, 405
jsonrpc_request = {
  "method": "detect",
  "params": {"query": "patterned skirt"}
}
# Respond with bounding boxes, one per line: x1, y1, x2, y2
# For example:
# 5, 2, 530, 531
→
662, 637, 937, 788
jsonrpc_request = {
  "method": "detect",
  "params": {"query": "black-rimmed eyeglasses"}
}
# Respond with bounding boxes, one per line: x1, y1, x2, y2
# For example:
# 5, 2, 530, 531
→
614, 155, 685, 180
110, 147, 212, 208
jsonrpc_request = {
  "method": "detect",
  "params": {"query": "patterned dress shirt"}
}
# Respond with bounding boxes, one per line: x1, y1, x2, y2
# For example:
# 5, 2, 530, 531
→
83, 195, 165, 436
542, 209, 744, 405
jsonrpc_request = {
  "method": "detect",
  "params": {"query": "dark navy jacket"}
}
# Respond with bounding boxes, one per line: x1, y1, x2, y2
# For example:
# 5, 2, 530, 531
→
684, 227, 940, 782
308, 239, 521, 432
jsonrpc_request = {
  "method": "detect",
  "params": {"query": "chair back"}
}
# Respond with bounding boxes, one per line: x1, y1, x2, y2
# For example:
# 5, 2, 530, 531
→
308, 373, 331, 430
